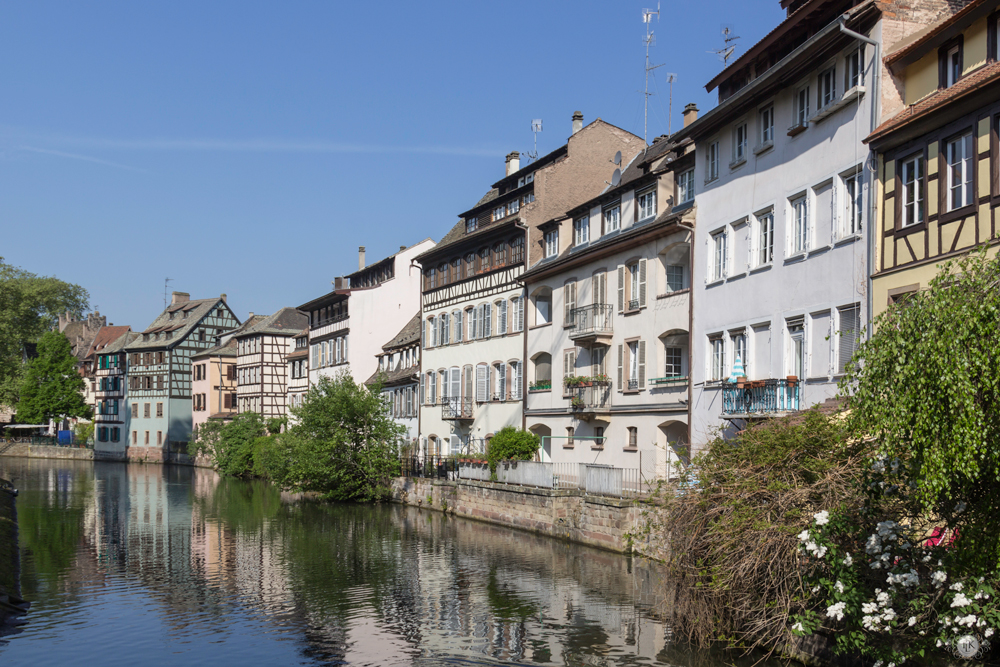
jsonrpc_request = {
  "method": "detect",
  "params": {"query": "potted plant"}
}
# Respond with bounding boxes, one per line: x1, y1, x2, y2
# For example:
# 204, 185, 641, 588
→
591, 373, 612, 386
571, 396, 586, 410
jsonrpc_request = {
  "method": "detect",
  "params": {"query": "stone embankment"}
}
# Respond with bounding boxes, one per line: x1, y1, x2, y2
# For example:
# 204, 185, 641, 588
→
0, 444, 214, 468
391, 476, 667, 558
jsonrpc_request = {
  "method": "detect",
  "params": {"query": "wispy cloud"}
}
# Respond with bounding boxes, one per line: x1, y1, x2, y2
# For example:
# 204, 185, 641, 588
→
18, 146, 147, 173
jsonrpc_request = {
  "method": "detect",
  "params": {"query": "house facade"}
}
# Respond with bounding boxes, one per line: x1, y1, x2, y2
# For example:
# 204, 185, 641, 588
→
521, 135, 694, 477
91, 328, 134, 455
680, 0, 959, 452
190, 338, 238, 438
868, 0, 1000, 315
284, 329, 309, 414
234, 307, 308, 419
124, 292, 240, 460
366, 314, 420, 447
416, 114, 644, 457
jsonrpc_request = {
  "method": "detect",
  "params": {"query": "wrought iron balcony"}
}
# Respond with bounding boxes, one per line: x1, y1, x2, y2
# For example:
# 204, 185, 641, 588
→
441, 397, 474, 421
568, 304, 613, 342
568, 384, 611, 419
722, 378, 800, 418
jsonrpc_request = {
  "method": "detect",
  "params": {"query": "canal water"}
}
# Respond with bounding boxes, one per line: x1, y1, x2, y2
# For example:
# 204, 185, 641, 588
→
0, 458, 773, 666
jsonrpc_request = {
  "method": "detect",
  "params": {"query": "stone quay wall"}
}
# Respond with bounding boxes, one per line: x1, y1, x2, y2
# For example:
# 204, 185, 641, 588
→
0, 444, 214, 468
391, 476, 668, 558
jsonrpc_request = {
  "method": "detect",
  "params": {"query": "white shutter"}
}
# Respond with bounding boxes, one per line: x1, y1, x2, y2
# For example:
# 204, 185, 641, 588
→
593, 271, 606, 305
617, 344, 623, 391
498, 362, 506, 399
476, 364, 488, 402
513, 361, 522, 399
564, 282, 576, 322
450, 435, 461, 456
515, 296, 524, 332
420, 373, 426, 404
454, 310, 463, 342
499, 300, 508, 335
429, 371, 436, 404
838, 305, 860, 373
450, 367, 461, 401
638, 260, 647, 308
483, 303, 492, 337
638, 340, 646, 389
617, 266, 625, 313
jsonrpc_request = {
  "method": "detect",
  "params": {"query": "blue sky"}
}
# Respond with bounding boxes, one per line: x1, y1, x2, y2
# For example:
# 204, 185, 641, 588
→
1, 1, 785, 330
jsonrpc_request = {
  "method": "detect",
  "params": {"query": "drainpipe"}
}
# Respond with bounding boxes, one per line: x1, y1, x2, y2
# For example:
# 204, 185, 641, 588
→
839, 20, 880, 339
677, 218, 695, 453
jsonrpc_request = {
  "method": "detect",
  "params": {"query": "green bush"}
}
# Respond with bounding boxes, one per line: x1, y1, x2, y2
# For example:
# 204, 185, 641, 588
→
486, 426, 540, 475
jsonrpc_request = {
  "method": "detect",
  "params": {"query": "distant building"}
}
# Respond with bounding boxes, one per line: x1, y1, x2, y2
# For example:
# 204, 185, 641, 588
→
284, 329, 309, 415
91, 328, 135, 455
366, 314, 420, 448
81, 325, 131, 416
190, 338, 238, 438
233, 307, 309, 419
124, 292, 240, 461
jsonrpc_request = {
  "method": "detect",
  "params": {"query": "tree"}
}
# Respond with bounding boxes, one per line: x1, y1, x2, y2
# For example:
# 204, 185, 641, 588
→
15, 331, 89, 426
284, 373, 404, 502
194, 412, 267, 477
0, 258, 89, 405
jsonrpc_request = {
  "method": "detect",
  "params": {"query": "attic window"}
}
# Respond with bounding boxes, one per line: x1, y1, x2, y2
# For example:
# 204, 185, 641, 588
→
182, 311, 188, 319
466, 217, 477, 234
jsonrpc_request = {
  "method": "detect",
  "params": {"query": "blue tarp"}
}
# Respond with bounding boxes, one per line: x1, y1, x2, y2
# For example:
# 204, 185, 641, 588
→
57, 430, 73, 444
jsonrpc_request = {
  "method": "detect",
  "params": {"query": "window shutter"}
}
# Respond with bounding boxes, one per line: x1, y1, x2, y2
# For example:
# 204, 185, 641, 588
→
420, 373, 426, 404
483, 303, 492, 337
638, 340, 646, 389
422, 320, 426, 347
455, 310, 462, 342
451, 367, 461, 401
638, 260, 647, 308
499, 300, 508, 335
476, 364, 488, 402
513, 361, 522, 399
499, 362, 507, 399
563, 350, 570, 380
464, 365, 473, 400
515, 297, 524, 332
617, 344, 624, 391
617, 266, 625, 313
838, 306, 860, 373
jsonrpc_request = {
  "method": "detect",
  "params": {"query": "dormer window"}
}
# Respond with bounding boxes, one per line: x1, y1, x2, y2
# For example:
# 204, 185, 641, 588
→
466, 217, 477, 234
603, 204, 621, 234
573, 216, 589, 246
493, 205, 506, 222
941, 40, 963, 88
636, 188, 656, 221
517, 172, 534, 187
678, 169, 695, 204
544, 229, 559, 258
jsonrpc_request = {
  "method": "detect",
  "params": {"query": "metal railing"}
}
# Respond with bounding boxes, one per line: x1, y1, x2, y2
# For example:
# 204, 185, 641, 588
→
627, 299, 639, 311
400, 455, 459, 480
441, 397, 474, 420
722, 378, 800, 416
627, 379, 639, 391
568, 304, 613, 338
570, 384, 611, 411
0, 435, 93, 449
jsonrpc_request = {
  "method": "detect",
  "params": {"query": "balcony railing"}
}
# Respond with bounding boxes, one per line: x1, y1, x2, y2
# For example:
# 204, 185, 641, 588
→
722, 378, 800, 417
441, 397, 474, 421
627, 299, 639, 311
568, 304, 613, 340
569, 384, 611, 413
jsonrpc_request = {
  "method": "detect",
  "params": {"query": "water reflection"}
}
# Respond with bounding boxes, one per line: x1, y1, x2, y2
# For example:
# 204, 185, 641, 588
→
0, 458, 774, 666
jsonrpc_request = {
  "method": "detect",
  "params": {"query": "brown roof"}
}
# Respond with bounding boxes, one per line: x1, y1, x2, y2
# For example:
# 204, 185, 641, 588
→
127, 297, 234, 351
867, 60, 1000, 144
191, 338, 238, 361
85, 326, 132, 359
381, 313, 421, 351
234, 307, 308, 338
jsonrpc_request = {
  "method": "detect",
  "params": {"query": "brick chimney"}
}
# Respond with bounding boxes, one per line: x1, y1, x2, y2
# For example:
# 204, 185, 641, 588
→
572, 111, 583, 134
683, 103, 699, 128
359, 246, 366, 270
505, 151, 520, 176
171, 292, 190, 305
220, 293, 227, 303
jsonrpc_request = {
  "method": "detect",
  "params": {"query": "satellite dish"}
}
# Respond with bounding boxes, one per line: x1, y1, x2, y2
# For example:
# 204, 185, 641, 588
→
611, 168, 621, 187
613, 151, 622, 166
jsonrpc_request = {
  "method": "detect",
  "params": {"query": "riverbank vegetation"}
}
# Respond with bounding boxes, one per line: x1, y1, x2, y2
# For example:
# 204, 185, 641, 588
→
194, 373, 404, 502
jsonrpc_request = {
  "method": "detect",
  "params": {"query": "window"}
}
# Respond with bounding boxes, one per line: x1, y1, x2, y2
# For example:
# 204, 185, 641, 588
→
846, 50, 862, 89
709, 336, 725, 382
144, 431, 150, 445
787, 318, 805, 378
144, 403, 150, 418
131, 403, 138, 418
842, 171, 863, 236
594, 427, 605, 447
510, 361, 522, 400
620, 260, 646, 311
818, 66, 836, 108
759, 106, 773, 145
453, 310, 463, 343
563, 280, 576, 324
706, 141, 720, 182
755, 210, 774, 266
534, 290, 551, 325
946, 133, 974, 212
511, 296, 524, 332
563, 348, 577, 385
794, 86, 810, 128
132, 430, 137, 445
493, 205, 506, 221
574, 216, 589, 245
479, 247, 491, 273
837, 305, 861, 373
603, 204, 621, 233
900, 155, 924, 227
791, 196, 808, 254
493, 362, 506, 400
544, 229, 559, 258
943, 43, 962, 88
665, 346, 683, 378
566, 427, 574, 447
665, 265, 684, 292
730, 330, 747, 372
711, 229, 728, 281
465, 252, 476, 278
497, 299, 508, 335
678, 169, 694, 204
476, 364, 488, 403
732, 122, 748, 164
627, 426, 638, 449
157, 431, 163, 446
508, 198, 520, 216
510, 235, 524, 264
533, 353, 552, 385
636, 188, 656, 220
623, 340, 645, 390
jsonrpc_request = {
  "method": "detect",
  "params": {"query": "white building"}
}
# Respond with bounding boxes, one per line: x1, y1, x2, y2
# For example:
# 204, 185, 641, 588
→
521, 134, 694, 476
416, 114, 644, 458
366, 314, 420, 447
679, 0, 956, 452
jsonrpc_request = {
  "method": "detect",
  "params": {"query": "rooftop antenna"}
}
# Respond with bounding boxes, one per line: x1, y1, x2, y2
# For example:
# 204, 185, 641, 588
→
641, 4, 665, 145
710, 24, 741, 65
665, 73, 677, 136
525, 119, 543, 162
164, 277, 173, 309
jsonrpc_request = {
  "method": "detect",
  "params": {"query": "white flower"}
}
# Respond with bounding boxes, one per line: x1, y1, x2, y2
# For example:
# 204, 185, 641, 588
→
835, 580, 845, 594
951, 593, 971, 608
862, 602, 879, 614
887, 570, 919, 588
957, 614, 978, 627
827, 601, 846, 622
814, 510, 830, 526
870, 561, 883, 570
932, 571, 947, 586
811, 585, 820, 593
873, 460, 886, 473
908, 616, 917, 626
986, 628, 995, 638
843, 553, 853, 566
798, 530, 811, 542
936, 640, 943, 647
863, 614, 881, 630
876, 589, 891, 607
921, 553, 932, 563
950, 582, 964, 591
792, 621, 805, 632
882, 607, 897, 622
866, 534, 883, 554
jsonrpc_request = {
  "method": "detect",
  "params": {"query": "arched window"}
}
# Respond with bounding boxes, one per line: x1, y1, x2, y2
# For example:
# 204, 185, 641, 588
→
479, 247, 491, 273
531, 352, 552, 389
532, 287, 552, 326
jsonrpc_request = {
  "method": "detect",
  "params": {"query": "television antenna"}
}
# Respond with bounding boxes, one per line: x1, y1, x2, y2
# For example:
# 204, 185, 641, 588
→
640, 4, 664, 145
710, 25, 741, 65
525, 119, 543, 162
164, 277, 173, 309
665, 73, 677, 136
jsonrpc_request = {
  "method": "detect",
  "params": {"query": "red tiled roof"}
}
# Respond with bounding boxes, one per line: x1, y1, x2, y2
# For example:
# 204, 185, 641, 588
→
867, 60, 1000, 143
85, 326, 131, 359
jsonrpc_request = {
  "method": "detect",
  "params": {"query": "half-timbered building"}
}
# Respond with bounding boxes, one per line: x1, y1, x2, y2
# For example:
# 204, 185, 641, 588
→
234, 307, 309, 418
91, 328, 135, 456
284, 329, 309, 415
366, 313, 421, 447
521, 134, 693, 477
868, 0, 1000, 316
415, 113, 643, 457
124, 292, 241, 460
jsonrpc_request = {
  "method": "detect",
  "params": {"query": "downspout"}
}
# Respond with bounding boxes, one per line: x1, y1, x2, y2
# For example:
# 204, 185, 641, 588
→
677, 218, 695, 454
839, 21, 880, 339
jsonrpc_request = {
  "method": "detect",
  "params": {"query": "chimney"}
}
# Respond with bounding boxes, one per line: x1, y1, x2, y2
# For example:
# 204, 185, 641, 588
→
505, 151, 520, 176
248, 312, 254, 318
359, 246, 366, 270
572, 111, 583, 134
171, 291, 190, 305
220, 293, 227, 303
399, 245, 407, 252
683, 103, 699, 128
334, 277, 345, 290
